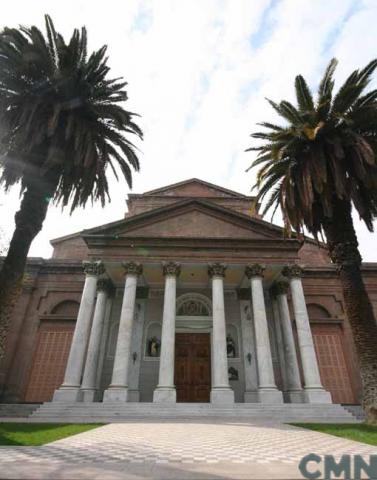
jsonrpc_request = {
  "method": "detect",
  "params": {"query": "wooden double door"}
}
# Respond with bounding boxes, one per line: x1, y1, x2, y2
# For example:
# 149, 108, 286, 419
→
312, 324, 355, 404
25, 322, 74, 402
175, 333, 211, 402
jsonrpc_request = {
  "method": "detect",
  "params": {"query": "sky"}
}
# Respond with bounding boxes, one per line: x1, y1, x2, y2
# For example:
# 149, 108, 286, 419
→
0, 0, 377, 260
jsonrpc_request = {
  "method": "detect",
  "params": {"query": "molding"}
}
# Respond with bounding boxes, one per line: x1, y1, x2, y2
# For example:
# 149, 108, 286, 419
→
309, 318, 344, 324
39, 314, 77, 322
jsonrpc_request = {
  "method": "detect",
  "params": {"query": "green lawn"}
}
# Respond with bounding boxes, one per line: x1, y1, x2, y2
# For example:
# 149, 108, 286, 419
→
0, 423, 102, 446
292, 423, 377, 446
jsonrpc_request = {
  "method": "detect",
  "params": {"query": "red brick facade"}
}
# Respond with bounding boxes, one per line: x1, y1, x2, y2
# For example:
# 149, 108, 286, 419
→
1, 179, 376, 404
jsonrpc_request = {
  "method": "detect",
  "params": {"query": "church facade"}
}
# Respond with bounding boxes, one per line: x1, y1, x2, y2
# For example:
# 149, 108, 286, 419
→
2, 179, 376, 405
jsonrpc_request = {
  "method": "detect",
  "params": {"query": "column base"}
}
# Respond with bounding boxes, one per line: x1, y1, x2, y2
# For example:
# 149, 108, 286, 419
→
258, 388, 283, 404
153, 386, 176, 403
52, 386, 81, 402
304, 388, 332, 404
284, 390, 305, 403
80, 388, 98, 402
103, 387, 129, 402
244, 390, 259, 403
211, 387, 234, 404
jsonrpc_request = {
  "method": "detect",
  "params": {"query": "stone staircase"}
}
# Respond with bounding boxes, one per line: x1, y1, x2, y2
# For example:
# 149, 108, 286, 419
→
29, 402, 360, 423
0, 403, 40, 418
343, 405, 365, 421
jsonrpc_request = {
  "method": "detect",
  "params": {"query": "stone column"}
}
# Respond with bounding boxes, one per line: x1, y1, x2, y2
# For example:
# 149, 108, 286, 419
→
95, 295, 113, 395
53, 260, 105, 402
271, 294, 288, 393
153, 262, 181, 403
103, 262, 142, 402
246, 264, 283, 404
283, 265, 331, 403
209, 263, 234, 404
272, 281, 304, 403
128, 299, 147, 402
239, 299, 258, 402
80, 279, 113, 402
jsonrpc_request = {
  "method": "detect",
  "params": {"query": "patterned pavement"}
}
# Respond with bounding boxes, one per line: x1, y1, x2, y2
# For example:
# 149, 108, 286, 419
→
1, 420, 376, 467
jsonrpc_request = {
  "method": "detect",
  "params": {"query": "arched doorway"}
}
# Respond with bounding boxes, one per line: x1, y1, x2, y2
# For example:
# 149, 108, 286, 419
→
175, 294, 212, 402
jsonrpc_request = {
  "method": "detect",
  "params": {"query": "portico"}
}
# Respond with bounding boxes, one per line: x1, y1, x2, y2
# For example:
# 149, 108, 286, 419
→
5, 179, 362, 407
53, 258, 331, 405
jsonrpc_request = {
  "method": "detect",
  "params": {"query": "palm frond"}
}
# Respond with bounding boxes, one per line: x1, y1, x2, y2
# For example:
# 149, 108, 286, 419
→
247, 57, 377, 237
295, 75, 314, 112
0, 15, 143, 212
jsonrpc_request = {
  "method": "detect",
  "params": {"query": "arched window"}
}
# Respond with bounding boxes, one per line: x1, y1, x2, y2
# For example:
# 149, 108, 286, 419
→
307, 304, 331, 320
176, 293, 212, 316
51, 300, 80, 316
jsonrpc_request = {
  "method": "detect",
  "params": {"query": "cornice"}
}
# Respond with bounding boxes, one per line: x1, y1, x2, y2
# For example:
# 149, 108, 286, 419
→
19, 259, 84, 275
83, 236, 301, 251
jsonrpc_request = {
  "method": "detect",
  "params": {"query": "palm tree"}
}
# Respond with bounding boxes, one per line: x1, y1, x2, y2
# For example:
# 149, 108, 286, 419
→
247, 58, 377, 424
0, 16, 142, 362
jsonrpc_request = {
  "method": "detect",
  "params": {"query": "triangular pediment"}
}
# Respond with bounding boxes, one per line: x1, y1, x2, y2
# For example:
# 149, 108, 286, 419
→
122, 210, 268, 239
83, 199, 284, 241
142, 178, 248, 199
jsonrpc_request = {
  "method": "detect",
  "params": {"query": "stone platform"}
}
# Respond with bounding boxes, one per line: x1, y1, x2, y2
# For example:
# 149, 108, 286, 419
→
27, 402, 359, 423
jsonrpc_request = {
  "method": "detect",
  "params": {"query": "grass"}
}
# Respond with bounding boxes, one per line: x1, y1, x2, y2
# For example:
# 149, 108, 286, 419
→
0, 423, 102, 446
292, 423, 377, 446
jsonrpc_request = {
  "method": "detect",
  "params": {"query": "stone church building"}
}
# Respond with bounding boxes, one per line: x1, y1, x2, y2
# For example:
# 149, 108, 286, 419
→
2, 179, 376, 406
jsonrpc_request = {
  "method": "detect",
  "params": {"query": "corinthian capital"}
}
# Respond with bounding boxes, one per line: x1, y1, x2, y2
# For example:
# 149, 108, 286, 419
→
162, 262, 181, 277
282, 264, 303, 279
83, 260, 105, 277
245, 264, 265, 279
208, 263, 227, 278
122, 261, 143, 276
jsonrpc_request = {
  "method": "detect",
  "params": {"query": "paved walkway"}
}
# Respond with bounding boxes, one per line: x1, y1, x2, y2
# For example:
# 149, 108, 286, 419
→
0, 420, 376, 479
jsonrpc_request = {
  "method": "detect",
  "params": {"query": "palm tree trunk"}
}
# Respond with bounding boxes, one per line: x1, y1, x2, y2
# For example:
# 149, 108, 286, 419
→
0, 183, 55, 368
323, 199, 377, 425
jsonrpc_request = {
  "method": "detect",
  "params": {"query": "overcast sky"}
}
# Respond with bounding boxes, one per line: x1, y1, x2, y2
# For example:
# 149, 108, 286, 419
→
1, 0, 377, 260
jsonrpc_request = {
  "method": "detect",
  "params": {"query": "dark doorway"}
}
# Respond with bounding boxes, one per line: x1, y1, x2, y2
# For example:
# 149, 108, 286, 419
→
175, 333, 211, 402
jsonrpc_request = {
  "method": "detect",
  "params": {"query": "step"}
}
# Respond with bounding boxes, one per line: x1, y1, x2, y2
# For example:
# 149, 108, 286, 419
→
32, 403, 351, 410
30, 405, 355, 410
29, 416, 359, 424
30, 402, 356, 422
0, 403, 40, 417
343, 405, 365, 420
33, 403, 351, 410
